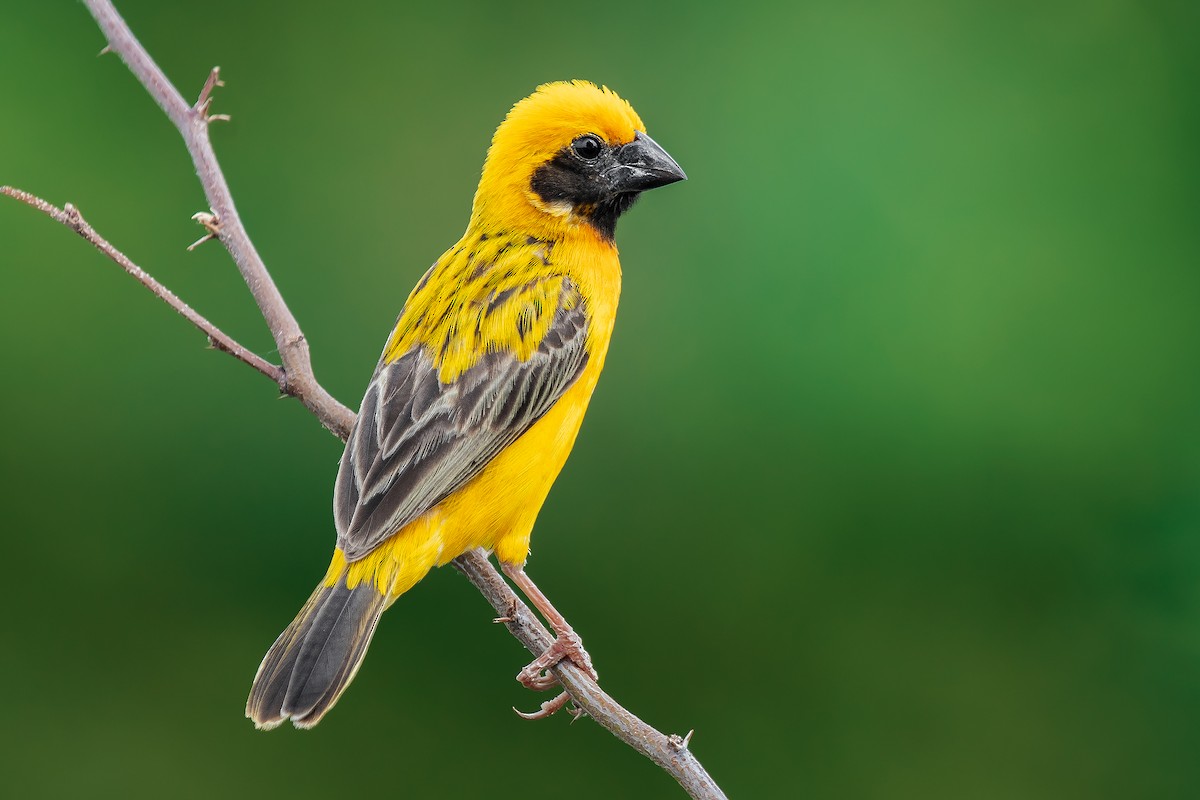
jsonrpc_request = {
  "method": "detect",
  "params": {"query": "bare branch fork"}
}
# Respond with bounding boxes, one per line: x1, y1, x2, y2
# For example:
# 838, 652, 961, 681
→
2, 2, 727, 799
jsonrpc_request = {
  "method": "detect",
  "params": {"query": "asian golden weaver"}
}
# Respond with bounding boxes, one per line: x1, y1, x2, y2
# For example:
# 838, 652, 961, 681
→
246, 81, 685, 729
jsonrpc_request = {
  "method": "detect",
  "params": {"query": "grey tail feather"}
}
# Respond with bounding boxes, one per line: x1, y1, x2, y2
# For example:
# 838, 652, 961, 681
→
246, 570, 389, 730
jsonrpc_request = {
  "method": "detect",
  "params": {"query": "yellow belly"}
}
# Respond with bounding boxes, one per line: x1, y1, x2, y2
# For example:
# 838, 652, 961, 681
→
437, 370, 596, 564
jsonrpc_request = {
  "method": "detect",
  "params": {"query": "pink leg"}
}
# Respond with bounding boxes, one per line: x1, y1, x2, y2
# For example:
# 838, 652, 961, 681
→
501, 561, 599, 690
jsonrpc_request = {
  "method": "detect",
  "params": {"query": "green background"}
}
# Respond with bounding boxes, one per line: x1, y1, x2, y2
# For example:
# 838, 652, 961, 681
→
1, 1, 1197, 798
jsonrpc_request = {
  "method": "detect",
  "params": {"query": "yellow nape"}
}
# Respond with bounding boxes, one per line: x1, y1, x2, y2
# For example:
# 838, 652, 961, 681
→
472, 80, 646, 236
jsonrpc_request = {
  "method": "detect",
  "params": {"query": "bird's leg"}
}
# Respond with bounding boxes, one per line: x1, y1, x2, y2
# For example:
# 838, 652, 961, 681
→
500, 561, 598, 689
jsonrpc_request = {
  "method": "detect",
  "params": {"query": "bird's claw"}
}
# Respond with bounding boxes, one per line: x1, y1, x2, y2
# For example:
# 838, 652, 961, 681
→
517, 667, 560, 692
515, 627, 597, 691
514, 691, 588, 722
492, 598, 517, 624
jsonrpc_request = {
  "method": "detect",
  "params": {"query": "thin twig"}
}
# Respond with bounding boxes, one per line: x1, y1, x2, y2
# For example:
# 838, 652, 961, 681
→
0, 187, 283, 385
10, 3, 730, 798
83, 0, 353, 440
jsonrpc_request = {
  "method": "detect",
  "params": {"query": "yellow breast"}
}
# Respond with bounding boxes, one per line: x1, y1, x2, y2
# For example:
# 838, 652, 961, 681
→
436, 227, 621, 563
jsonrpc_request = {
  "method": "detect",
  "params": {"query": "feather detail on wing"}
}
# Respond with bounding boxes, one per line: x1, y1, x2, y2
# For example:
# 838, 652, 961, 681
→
334, 277, 588, 561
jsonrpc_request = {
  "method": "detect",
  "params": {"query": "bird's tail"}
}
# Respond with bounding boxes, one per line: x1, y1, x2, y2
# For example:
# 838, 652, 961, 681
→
246, 561, 389, 730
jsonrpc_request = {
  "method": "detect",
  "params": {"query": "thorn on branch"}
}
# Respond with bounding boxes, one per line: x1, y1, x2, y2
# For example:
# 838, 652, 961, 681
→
188, 211, 221, 250
668, 729, 695, 751
195, 66, 224, 115
98, 45, 112, 57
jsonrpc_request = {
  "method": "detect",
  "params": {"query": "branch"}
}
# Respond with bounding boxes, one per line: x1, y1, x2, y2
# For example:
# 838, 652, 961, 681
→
84, 0, 353, 439
454, 556, 728, 798
1, 2, 729, 798
0, 187, 284, 385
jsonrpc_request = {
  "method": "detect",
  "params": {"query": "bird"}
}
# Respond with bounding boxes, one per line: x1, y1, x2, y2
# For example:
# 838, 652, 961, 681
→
246, 80, 685, 730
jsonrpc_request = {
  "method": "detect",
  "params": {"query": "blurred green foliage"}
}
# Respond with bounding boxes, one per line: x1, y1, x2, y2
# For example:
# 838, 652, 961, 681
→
2, 1, 1198, 798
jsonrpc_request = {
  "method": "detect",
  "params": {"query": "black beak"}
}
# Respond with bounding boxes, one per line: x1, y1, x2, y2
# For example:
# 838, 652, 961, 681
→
606, 131, 687, 193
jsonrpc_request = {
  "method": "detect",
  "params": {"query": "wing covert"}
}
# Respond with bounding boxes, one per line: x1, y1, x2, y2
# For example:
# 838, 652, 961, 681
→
333, 278, 589, 561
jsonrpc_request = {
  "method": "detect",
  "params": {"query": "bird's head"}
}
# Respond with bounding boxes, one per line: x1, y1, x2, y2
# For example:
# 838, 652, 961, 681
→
472, 81, 686, 242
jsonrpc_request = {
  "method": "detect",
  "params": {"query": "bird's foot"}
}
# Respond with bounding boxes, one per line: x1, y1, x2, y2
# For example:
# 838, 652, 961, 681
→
516, 626, 597, 691
515, 691, 588, 722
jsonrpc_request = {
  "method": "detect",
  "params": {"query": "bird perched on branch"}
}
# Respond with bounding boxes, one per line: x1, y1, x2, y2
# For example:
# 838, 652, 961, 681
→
246, 80, 685, 729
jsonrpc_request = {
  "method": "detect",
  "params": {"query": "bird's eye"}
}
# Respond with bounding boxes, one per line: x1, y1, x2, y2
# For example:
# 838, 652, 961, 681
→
572, 135, 603, 160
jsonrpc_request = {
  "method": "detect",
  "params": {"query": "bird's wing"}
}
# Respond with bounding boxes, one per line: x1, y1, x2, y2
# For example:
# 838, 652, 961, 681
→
334, 276, 589, 561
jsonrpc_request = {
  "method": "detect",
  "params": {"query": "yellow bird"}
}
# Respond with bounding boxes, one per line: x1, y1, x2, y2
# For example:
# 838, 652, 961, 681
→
246, 80, 685, 729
